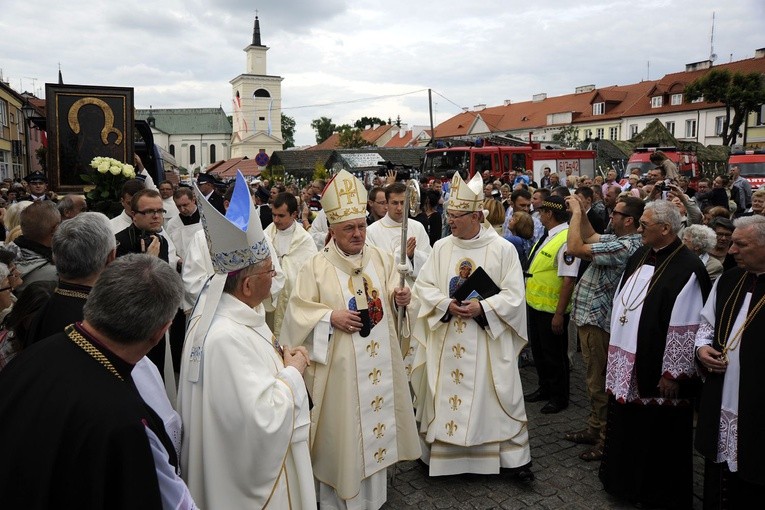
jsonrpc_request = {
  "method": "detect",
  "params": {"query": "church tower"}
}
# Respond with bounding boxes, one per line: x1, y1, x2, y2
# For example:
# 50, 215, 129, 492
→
230, 15, 284, 161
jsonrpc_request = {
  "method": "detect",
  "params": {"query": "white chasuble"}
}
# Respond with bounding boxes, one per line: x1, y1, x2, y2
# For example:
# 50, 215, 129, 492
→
411, 227, 530, 476
280, 241, 420, 504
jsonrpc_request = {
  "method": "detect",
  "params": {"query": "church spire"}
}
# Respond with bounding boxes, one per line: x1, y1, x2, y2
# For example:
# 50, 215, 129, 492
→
252, 14, 264, 47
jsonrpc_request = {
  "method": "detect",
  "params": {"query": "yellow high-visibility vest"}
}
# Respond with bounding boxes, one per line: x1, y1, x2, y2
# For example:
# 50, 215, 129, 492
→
526, 229, 570, 313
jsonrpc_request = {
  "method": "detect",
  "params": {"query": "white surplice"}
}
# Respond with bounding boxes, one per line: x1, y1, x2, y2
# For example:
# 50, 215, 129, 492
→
264, 221, 318, 339
366, 214, 432, 280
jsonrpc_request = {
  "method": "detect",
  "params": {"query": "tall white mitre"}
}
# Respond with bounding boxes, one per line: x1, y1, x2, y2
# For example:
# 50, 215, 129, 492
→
448, 171, 484, 212
320, 169, 368, 224
186, 170, 270, 382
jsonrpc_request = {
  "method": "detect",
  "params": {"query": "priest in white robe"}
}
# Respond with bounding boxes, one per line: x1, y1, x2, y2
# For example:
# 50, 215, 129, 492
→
178, 171, 315, 509
164, 187, 202, 261
281, 170, 420, 510
366, 181, 432, 281
410, 171, 533, 479
264, 191, 318, 340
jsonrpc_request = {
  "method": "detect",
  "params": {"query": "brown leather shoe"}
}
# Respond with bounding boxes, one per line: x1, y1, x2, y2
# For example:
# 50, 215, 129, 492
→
564, 428, 598, 445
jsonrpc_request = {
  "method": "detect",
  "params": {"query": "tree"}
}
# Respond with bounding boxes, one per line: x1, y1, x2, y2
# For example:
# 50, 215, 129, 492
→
338, 127, 368, 148
685, 69, 765, 146
551, 126, 581, 147
313, 160, 330, 181
281, 113, 296, 149
353, 116, 385, 129
310, 116, 336, 144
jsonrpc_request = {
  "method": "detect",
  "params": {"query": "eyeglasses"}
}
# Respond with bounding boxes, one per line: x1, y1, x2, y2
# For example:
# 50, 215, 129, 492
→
639, 220, 665, 229
373, 201, 388, 206
250, 266, 277, 277
446, 211, 473, 220
611, 210, 631, 219
135, 209, 166, 216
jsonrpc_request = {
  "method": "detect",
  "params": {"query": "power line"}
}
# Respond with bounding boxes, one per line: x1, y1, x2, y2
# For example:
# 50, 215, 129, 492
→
280, 88, 428, 111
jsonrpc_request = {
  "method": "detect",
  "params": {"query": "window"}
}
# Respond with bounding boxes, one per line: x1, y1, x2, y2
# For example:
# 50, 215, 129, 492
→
671, 94, 683, 105
584, 129, 592, 139
715, 116, 726, 136
209, 144, 216, 163
651, 96, 663, 108
189, 145, 196, 165
665, 121, 675, 136
630, 124, 639, 138
169, 144, 175, 157
685, 119, 697, 138
592, 102, 605, 115
0, 151, 8, 179
609, 127, 618, 140
0, 100, 7, 127
758, 104, 765, 126
596, 128, 604, 139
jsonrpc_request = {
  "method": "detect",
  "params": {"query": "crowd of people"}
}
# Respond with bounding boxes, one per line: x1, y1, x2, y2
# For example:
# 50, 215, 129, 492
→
0, 156, 762, 510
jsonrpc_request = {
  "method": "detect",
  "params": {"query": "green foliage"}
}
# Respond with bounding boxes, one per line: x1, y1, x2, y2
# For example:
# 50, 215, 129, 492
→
313, 161, 330, 181
281, 113, 296, 149
35, 146, 47, 170
685, 69, 765, 146
311, 116, 336, 144
338, 127, 368, 148
353, 116, 385, 129
551, 126, 581, 147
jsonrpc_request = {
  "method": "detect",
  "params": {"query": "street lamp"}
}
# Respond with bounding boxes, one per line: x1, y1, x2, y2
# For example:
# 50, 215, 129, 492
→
20, 98, 39, 179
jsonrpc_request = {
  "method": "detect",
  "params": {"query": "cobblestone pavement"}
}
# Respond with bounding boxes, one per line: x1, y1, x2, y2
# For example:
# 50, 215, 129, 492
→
384, 356, 704, 509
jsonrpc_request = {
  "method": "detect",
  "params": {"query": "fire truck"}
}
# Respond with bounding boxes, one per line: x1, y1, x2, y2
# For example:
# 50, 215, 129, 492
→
421, 140, 597, 183
625, 146, 699, 179
728, 149, 765, 188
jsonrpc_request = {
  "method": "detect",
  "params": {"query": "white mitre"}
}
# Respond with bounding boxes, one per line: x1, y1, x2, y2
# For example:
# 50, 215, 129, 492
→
448, 171, 484, 212
320, 170, 369, 224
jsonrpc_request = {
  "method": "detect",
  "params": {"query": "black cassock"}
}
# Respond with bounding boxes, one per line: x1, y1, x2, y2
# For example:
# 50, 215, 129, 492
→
0, 325, 175, 509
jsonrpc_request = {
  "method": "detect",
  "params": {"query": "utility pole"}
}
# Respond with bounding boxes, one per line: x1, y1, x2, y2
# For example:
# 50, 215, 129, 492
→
428, 89, 435, 146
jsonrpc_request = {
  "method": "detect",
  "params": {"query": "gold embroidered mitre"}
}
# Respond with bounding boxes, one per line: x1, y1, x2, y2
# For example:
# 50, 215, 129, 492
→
321, 170, 369, 224
448, 171, 484, 212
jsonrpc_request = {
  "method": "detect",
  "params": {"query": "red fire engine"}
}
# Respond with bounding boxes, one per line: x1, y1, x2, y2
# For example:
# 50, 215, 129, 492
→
421, 140, 597, 183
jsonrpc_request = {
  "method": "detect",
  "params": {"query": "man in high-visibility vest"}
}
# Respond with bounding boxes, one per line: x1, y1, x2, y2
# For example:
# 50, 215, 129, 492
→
524, 195, 580, 414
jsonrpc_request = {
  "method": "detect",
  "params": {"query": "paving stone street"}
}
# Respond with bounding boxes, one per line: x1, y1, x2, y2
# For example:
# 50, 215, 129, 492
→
383, 356, 705, 509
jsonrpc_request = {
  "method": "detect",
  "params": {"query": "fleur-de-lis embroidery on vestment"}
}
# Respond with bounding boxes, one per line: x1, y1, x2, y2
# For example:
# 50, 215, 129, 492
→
452, 343, 465, 358
451, 369, 464, 384
374, 448, 387, 463
368, 368, 382, 385
366, 340, 380, 357
445, 420, 458, 437
371, 396, 384, 412
373, 422, 386, 438
449, 394, 462, 411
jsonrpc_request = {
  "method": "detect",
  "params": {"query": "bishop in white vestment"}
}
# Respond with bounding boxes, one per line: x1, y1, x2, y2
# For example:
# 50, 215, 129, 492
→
411, 172, 532, 477
281, 171, 420, 510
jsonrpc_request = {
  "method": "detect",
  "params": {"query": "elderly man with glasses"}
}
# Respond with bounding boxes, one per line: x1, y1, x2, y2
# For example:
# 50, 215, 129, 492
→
600, 200, 711, 509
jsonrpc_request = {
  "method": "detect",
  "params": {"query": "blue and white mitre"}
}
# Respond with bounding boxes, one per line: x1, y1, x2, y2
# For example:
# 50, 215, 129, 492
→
186, 170, 269, 382
197, 170, 270, 273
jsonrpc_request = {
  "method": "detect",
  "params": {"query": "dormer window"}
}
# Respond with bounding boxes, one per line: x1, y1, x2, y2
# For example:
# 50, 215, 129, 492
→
671, 93, 683, 105
651, 96, 663, 108
592, 102, 605, 115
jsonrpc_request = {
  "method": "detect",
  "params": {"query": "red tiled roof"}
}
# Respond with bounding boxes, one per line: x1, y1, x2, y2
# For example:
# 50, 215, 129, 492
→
433, 54, 765, 137
308, 124, 396, 150
208, 157, 262, 177
384, 130, 414, 147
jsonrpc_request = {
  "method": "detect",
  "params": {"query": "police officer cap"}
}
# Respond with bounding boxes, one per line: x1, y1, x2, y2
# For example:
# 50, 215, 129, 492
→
196, 173, 218, 185
26, 171, 48, 183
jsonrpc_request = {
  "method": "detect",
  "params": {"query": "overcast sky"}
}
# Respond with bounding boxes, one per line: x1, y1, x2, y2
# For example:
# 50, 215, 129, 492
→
2, 0, 762, 147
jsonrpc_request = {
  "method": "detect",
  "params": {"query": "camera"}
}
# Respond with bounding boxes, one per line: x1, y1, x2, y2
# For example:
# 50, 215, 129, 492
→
376, 161, 412, 181
656, 179, 671, 192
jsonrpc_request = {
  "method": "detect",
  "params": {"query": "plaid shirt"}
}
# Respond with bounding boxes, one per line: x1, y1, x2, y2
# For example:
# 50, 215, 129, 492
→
571, 233, 643, 332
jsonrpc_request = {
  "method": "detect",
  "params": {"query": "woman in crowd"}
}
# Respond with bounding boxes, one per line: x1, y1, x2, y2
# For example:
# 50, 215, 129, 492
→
707, 216, 736, 271
682, 224, 723, 282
